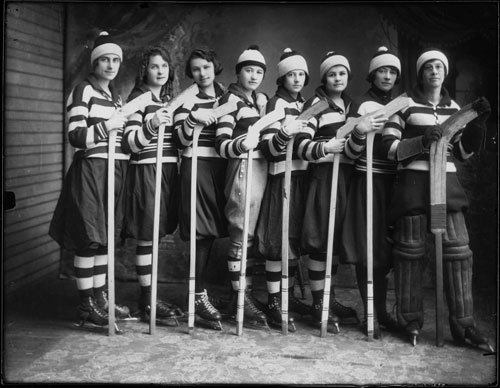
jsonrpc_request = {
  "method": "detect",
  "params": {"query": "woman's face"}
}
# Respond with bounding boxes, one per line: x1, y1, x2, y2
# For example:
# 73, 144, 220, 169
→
94, 54, 121, 81
283, 70, 306, 96
373, 66, 398, 92
237, 65, 264, 92
190, 57, 215, 89
146, 54, 169, 87
324, 65, 348, 95
421, 59, 446, 89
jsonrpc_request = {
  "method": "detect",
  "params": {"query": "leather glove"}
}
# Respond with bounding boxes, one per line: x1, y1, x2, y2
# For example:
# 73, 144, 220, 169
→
472, 97, 491, 123
422, 125, 443, 147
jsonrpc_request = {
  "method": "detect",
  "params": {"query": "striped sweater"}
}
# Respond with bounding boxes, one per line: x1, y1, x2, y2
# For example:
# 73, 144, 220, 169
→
215, 83, 264, 159
122, 84, 178, 164
345, 87, 398, 174
66, 74, 128, 160
260, 86, 308, 175
382, 85, 472, 172
173, 82, 225, 159
295, 85, 353, 164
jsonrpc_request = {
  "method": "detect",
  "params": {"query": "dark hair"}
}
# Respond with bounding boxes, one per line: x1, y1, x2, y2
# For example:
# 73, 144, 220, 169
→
185, 48, 223, 79
366, 67, 400, 84
134, 46, 174, 99
276, 73, 310, 87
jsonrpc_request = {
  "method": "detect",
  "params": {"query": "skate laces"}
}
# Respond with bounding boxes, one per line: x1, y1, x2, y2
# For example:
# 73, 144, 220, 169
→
196, 291, 219, 314
89, 298, 108, 319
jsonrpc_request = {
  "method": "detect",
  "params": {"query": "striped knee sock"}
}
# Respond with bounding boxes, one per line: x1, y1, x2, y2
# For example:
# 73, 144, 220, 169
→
265, 259, 281, 295
135, 241, 153, 297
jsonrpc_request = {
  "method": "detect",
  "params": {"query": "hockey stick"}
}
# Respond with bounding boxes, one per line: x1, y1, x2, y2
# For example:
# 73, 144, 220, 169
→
187, 101, 238, 334
429, 100, 480, 347
106, 92, 153, 335
150, 84, 198, 335
236, 108, 286, 336
281, 99, 329, 334
321, 94, 410, 337
366, 131, 375, 341
107, 128, 118, 336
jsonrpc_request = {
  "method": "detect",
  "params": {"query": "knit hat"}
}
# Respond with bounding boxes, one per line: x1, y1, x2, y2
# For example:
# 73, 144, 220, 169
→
235, 45, 266, 73
319, 51, 350, 81
90, 31, 123, 64
277, 48, 309, 78
416, 48, 448, 76
368, 46, 401, 76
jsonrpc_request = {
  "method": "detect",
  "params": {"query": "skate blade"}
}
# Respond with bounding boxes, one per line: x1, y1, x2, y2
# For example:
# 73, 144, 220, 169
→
156, 317, 179, 327
117, 315, 140, 322
195, 316, 223, 331
338, 316, 360, 326
267, 319, 296, 333
73, 321, 124, 335
410, 335, 417, 346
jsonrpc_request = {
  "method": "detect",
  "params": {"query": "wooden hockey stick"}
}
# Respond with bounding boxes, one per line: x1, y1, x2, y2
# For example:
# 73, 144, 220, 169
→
107, 128, 118, 336
187, 101, 237, 334
281, 99, 329, 334
430, 100, 479, 346
366, 131, 375, 341
106, 92, 153, 336
236, 108, 286, 336
150, 84, 198, 335
321, 93, 410, 337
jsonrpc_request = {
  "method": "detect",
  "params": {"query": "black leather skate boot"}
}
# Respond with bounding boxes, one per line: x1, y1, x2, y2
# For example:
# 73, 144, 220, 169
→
77, 296, 109, 326
94, 289, 131, 319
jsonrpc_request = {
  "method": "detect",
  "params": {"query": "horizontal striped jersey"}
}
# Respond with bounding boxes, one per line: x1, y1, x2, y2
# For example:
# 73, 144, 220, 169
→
260, 86, 308, 176
345, 87, 398, 174
215, 83, 264, 159
122, 85, 177, 164
295, 86, 353, 164
66, 74, 128, 160
382, 85, 471, 172
173, 82, 225, 159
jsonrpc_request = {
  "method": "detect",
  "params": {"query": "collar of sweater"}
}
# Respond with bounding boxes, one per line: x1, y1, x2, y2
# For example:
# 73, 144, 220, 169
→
368, 85, 393, 104
314, 85, 351, 112
196, 81, 226, 100
87, 73, 119, 103
227, 83, 258, 108
410, 84, 452, 107
275, 85, 304, 104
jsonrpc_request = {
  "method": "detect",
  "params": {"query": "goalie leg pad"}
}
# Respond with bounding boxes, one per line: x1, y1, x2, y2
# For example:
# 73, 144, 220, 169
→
392, 214, 427, 328
443, 211, 475, 330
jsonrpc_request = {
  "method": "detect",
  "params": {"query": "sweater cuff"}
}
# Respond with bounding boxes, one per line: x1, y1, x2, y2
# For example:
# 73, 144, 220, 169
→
95, 122, 108, 142
145, 118, 157, 138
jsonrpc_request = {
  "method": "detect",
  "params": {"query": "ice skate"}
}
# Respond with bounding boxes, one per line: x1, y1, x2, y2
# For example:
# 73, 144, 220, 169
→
74, 296, 123, 334
310, 299, 340, 334
194, 290, 223, 331
262, 294, 296, 332
94, 289, 135, 320
138, 297, 179, 327
450, 321, 495, 353
378, 312, 400, 333
330, 297, 359, 325
405, 320, 419, 346
227, 290, 270, 330
288, 289, 311, 316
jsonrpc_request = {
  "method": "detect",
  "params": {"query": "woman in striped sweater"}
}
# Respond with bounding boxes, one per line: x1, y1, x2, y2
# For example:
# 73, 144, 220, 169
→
49, 32, 130, 326
295, 51, 363, 332
121, 46, 180, 325
341, 46, 399, 338
255, 48, 311, 328
173, 48, 226, 328
214, 45, 269, 330
381, 49, 492, 349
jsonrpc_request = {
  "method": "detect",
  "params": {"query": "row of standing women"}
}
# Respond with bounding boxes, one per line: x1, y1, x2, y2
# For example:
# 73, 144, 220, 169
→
49, 31, 492, 350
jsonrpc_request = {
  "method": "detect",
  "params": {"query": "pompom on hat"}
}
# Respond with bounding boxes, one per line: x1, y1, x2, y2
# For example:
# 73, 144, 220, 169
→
416, 48, 448, 76
90, 31, 123, 64
319, 51, 350, 81
277, 48, 309, 78
235, 44, 266, 73
368, 46, 401, 76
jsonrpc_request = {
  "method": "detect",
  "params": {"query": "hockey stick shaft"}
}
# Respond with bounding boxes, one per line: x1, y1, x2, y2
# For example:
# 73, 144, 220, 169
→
107, 130, 117, 336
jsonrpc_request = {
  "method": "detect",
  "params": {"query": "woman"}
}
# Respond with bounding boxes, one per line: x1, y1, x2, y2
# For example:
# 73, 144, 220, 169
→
173, 48, 227, 329
214, 45, 269, 330
255, 48, 311, 329
49, 32, 129, 326
121, 46, 180, 325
